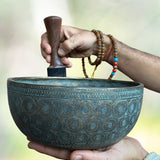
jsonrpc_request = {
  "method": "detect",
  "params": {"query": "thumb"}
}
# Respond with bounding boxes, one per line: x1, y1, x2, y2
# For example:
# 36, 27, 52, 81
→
58, 33, 83, 57
70, 150, 118, 160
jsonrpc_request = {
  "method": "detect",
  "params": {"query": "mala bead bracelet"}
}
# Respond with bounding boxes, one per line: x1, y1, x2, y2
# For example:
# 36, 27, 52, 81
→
82, 58, 89, 78
88, 30, 105, 66
107, 34, 118, 80
82, 30, 118, 79
82, 30, 105, 78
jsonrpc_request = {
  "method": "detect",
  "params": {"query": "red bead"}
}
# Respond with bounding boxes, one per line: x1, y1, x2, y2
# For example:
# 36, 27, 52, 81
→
114, 62, 118, 66
113, 69, 117, 72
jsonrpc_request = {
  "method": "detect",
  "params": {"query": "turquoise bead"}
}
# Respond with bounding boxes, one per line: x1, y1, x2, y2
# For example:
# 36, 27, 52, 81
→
111, 72, 116, 75
114, 58, 118, 62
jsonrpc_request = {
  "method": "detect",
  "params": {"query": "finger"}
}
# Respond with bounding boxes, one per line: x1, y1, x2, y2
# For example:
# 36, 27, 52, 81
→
60, 57, 72, 68
60, 26, 67, 42
41, 33, 51, 55
70, 149, 118, 160
46, 55, 51, 63
58, 33, 83, 57
41, 49, 51, 63
60, 25, 79, 42
28, 141, 71, 160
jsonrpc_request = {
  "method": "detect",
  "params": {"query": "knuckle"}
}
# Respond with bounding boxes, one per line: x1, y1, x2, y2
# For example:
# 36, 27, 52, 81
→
63, 40, 73, 52
40, 43, 46, 52
41, 33, 49, 45
41, 32, 47, 39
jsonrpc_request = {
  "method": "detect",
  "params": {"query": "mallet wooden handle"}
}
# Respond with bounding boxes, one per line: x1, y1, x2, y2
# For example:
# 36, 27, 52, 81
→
44, 16, 66, 77
44, 16, 64, 67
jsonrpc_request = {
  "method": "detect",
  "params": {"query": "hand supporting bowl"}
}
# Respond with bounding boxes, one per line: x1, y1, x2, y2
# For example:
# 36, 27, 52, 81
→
7, 77, 143, 149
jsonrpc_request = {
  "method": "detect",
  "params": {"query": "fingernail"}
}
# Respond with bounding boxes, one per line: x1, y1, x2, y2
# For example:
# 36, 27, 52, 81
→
67, 62, 72, 68
28, 142, 39, 149
28, 142, 35, 149
74, 155, 82, 160
28, 142, 33, 149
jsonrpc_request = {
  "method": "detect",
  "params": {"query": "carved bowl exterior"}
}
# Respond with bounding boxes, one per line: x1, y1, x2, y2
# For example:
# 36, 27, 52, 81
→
7, 77, 143, 149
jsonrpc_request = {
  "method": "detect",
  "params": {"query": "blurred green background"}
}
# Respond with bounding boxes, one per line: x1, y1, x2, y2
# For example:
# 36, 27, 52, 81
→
0, 0, 160, 159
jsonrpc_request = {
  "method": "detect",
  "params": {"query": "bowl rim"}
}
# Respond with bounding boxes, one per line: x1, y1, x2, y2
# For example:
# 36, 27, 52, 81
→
7, 77, 144, 90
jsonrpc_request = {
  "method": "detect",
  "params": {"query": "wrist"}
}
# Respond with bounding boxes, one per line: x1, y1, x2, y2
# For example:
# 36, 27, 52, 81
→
90, 31, 99, 55
135, 140, 148, 160
91, 33, 112, 59
141, 150, 149, 160
103, 34, 112, 46
103, 34, 114, 63
144, 152, 160, 160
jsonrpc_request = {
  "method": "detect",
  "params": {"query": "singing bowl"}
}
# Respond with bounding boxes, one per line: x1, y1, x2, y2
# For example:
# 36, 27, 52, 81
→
7, 77, 143, 149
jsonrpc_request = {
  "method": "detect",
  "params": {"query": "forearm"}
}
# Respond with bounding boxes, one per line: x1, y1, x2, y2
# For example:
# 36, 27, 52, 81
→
104, 35, 160, 93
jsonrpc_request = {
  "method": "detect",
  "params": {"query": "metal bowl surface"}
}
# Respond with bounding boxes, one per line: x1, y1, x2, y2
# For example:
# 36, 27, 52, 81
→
7, 77, 143, 149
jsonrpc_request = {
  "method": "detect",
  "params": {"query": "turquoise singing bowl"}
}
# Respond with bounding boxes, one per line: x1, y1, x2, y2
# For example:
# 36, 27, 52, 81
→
7, 77, 143, 149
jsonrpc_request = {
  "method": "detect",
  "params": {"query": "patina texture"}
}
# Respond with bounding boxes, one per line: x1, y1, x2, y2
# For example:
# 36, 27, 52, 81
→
7, 77, 143, 149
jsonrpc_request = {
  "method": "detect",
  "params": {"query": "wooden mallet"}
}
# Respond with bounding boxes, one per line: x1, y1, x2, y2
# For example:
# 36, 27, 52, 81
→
44, 16, 66, 77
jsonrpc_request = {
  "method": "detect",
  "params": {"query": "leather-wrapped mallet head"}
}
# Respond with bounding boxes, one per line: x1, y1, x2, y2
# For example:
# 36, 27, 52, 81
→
44, 16, 66, 77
